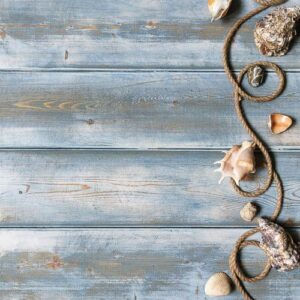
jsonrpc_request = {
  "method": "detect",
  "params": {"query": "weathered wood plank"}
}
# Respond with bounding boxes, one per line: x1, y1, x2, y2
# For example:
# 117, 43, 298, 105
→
0, 228, 298, 299
0, 0, 299, 69
0, 71, 299, 149
0, 150, 299, 227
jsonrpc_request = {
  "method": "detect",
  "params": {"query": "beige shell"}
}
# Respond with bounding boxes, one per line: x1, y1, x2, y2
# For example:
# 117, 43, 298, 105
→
240, 202, 258, 222
254, 7, 300, 56
208, 0, 233, 22
258, 218, 300, 272
205, 272, 233, 296
254, 0, 287, 6
214, 141, 256, 186
268, 113, 293, 134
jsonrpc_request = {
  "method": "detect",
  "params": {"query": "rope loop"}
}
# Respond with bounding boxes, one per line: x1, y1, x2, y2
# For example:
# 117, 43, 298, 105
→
221, 4, 286, 299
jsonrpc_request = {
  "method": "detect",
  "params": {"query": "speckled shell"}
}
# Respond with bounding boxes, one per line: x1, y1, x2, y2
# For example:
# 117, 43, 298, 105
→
254, 7, 300, 56
205, 272, 233, 296
247, 65, 265, 87
258, 218, 300, 272
214, 141, 256, 186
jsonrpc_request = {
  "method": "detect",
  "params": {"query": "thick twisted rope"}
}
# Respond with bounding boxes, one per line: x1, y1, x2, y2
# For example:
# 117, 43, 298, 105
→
222, 3, 286, 300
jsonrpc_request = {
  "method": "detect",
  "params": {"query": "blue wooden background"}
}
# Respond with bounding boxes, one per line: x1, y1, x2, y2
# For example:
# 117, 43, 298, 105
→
0, 0, 299, 299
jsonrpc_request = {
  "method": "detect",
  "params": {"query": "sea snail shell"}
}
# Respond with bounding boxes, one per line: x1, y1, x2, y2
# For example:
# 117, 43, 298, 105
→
214, 141, 256, 186
208, 0, 233, 22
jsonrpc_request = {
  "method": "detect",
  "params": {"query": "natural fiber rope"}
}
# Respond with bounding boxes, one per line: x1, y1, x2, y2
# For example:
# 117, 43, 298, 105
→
222, 3, 286, 300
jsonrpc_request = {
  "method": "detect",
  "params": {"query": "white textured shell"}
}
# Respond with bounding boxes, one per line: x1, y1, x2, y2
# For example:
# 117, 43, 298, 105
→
240, 202, 258, 222
214, 141, 256, 186
205, 272, 233, 296
208, 0, 233, 22
254, 7, 300, 56
258, 218, 300, 272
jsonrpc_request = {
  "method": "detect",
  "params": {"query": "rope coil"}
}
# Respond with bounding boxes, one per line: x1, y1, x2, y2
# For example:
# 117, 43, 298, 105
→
222, 4, 286, 300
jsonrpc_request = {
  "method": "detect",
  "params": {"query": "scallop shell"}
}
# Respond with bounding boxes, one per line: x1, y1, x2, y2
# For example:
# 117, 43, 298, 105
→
258, 218, 300, 272
240, 202, 258, 222
254, 0, 287, 6
254, 7, 300, 56
214, 141, 256, 186
268, 113, 293, 134
208, 0, 233, 22
205, 272, 233, 296
247, 65, 265, 87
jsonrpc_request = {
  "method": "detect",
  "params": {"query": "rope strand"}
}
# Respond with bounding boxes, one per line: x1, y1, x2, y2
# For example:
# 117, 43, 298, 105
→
222, 4, 285, 299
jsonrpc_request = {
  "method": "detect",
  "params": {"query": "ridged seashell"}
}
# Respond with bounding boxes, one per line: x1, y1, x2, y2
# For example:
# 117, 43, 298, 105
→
208, 0, 233, 22
258, 218, 300, 272
247, 65, 265, 87
214, 141, 256, 186
254, 7, 300, 56
240, 202, 258, 222
205, 272, 233, 296
268, 113, 293, 134
254, 0, 287, 6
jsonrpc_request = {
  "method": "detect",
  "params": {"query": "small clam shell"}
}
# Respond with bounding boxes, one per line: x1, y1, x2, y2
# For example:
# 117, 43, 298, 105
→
208, 0, 233, 22
240, 202, 258, 222
268, 113, 293, 134
205, 272, 233, 296
247, 65, 265, 87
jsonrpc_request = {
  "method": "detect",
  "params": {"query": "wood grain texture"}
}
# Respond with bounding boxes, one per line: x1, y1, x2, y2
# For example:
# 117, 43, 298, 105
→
0, 71, 299, 149
0, 150, 299, 227
0, 0, 299, 70
0, 228, 298, 300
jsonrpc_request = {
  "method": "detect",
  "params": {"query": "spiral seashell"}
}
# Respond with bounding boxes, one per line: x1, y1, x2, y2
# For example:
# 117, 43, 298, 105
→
214, 141, 256, 186
254, 7, 300, 56
208, 0, 233, 22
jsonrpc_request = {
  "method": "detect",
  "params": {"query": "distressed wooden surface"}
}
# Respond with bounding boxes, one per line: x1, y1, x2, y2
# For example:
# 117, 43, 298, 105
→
0, 71, 299, 149
1, 0, 300, 299
0, 0, 299, 70
0, 228, 298, 300
0, 150, 299, 227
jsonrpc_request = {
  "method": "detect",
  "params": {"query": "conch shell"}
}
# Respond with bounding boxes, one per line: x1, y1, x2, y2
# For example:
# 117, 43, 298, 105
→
254, 7, 300, 56
208, 0, 233, 22
268, 113, 293, 134
258, 218, 300, 272
214, 141, 256, 185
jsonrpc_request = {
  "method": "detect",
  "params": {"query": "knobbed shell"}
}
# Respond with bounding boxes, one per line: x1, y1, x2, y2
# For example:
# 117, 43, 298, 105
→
240, 202, 258, 222
205, 272, 233, 296
208, 0, 233, 22
254, 7, 300, 56
268, 113, 293, 134
254, 0, 287, 6
258, 218, 300, 272
247, 65, 265, 87
214, 141, 256, 186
